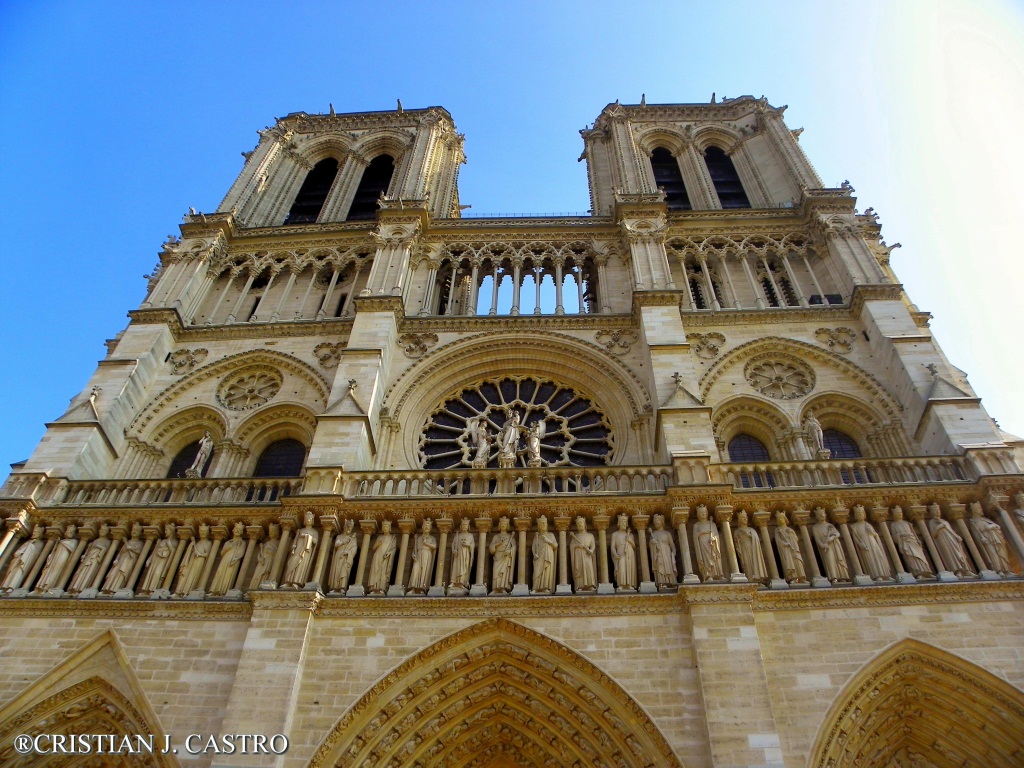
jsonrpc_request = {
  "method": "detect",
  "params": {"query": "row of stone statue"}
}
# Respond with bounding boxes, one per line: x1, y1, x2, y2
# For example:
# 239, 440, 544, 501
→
0, 496, 1021, 600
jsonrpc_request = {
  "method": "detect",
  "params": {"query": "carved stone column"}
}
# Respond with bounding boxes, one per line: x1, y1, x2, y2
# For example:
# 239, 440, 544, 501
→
389, 519, 416, 596
672, 506, 699, 584
633, 514, 656, 593
949, 503, 997, 580
429, 518, 452, 597
470, 518, 491, 596
263, 517, 294, 590
511, 516, 531, 597
872, 506, 914, 583
232, 526, 263, 594
792, 509, 829, 588
348, 519, 376, 597
592, 513, 614, 594
554, 515, 572, 595
716, 506, 745, 583
753, 511, 786, 589
312, 515, 338, 592
833, 508, 871, 585
908, 504, 955, 582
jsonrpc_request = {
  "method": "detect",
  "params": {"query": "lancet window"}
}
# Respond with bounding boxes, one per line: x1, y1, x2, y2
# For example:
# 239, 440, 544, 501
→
650, 147, 691, 211
429, 245, 599, 316
703, 145, 750, 208
823, 429, 862, 459
682, 256, 725, 310
756, 256, 799, 308
253, 439, 306, 478
347, 154, 395, 220
284, 158, 339, 224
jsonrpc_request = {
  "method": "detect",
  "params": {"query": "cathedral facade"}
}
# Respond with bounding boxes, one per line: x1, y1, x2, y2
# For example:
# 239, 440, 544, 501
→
1, 98, 1023, 768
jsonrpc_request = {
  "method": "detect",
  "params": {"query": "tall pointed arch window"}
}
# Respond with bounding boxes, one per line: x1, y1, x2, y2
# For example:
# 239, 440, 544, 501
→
728, 433, 773, 488
704, 146, 750, 208
823, 429, 862, 459
285, 158, 339, 224
253, 439, 306, 477
650, 147, 691, 211
347, 154, 395, 220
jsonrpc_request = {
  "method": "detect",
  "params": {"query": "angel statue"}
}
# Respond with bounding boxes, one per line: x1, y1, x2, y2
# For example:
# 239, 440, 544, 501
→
525, 420, 546, 467
467, 416, 492, 468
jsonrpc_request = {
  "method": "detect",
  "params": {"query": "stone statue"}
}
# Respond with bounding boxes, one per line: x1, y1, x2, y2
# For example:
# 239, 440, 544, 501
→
407, 519, 437, 594
208, 522, 246, 595
2, 525, 45, 590
803, 413, 827, 457
138, 523, 176, 595
570, 516, 597, 592
498, 408, 522, 467
467, 417, 492, 468
927, 503, 974, 577
850, 505, 892, 580
812, 507, 849, 582
693, 504, 724, 581
525, 421, 545, 468
733, 511, 767, 583
648, 514, 677, 588
609, 514, 637, 590
531, 515, 557, 594
889, 506, 932, 577
34, 524, 78, 592
367, 520, 398, 594
969, 502, 1013, 575
67, 524, 111, 594
1014, 492, 1024, 529
449, 517, 475, 591
102, 523, 144, 593
774, 512, 806, 583
488, 516, 516, 593
186, 431, 214, 478
174, 523, 211, 595
249, 523, 280, 589
281, 511, 319, 588
328, 519, 358, 592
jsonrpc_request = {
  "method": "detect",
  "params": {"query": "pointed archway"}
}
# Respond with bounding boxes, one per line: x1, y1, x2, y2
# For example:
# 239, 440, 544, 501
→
809, 638, 1024, 767
0, 630, 177, 768
309, 618, 684, 768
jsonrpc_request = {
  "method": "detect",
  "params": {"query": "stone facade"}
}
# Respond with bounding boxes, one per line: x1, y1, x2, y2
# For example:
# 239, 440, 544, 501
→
1, 98, 1023, 768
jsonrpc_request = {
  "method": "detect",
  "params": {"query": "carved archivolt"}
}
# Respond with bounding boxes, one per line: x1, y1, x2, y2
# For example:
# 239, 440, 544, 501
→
146, 405, 228, 455
308, 618, 683, 768
712, 396, 792, 457
382, 331, 652, 467
128, 349, 330, 440
699, 337, 902, 421
809, 638, 1024, 767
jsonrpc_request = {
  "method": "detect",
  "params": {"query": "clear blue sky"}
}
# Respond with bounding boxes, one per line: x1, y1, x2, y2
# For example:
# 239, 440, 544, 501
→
2, 0, 1023, 469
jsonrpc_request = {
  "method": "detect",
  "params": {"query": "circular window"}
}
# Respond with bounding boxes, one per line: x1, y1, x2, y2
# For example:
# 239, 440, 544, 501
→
744, 358, 815, 400
218, 367, 283, 411
419, 377, 613, 470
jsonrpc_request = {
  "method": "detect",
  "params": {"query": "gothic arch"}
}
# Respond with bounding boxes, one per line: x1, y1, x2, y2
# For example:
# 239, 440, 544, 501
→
0, 630, 176, 768
712, 395, 791, 460
801, 393, 894, 457
299, 136, 353, 167
146, 405, 228, 457
634, 127, 688, 157
699, 337, 903, 423
350, 130, 413, 164
690, 125, 743, 154
127, 350, 330, 440
809, 638, 1024, 767
308, 618, 683, 768
233, 403, 317, 472
381, 331, 653, 466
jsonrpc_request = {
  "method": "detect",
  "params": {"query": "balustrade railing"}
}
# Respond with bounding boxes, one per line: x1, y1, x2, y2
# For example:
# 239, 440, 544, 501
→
711, 456, 972, 490
55, 477, 302, 506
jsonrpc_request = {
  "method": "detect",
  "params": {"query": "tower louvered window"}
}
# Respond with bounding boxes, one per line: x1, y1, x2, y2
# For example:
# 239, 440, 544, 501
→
285, 158, 339, 224
650, 148, 691, 211
704, 146, 750, 208
347, 154, 395, 220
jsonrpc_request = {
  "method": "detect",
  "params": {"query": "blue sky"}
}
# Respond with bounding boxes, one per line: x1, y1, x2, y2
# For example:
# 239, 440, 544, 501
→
1, 0, 1023, 468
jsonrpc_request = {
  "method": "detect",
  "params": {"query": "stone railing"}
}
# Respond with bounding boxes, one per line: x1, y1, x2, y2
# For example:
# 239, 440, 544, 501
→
311, 465, 673, 499
711, 456, 972, 490
54, 477, 302, 507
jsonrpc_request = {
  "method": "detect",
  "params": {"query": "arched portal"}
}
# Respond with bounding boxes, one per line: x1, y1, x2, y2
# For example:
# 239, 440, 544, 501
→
809, 638, 1024, 767
309, 618, 683, 768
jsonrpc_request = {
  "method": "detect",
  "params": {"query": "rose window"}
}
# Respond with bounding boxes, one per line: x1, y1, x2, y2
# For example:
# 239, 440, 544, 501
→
419, 377, 614, 470
218, 368, 283, 410
744, 358, 814, 400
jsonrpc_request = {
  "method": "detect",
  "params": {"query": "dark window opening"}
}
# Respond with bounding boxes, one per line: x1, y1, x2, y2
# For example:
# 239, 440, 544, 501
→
347, 154, 395, 221
728, 433, 770, 463
823, 429, 862, 459
762, 278, 781, 307
650, 147, 692, 211
166, 440, 213, 478
285, 158, 339, 224
704, 146, 750, 208
253, 438, 306, 478
809, 293, 844, 306
690, 278, 707, 309
334, 293, 348, 317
